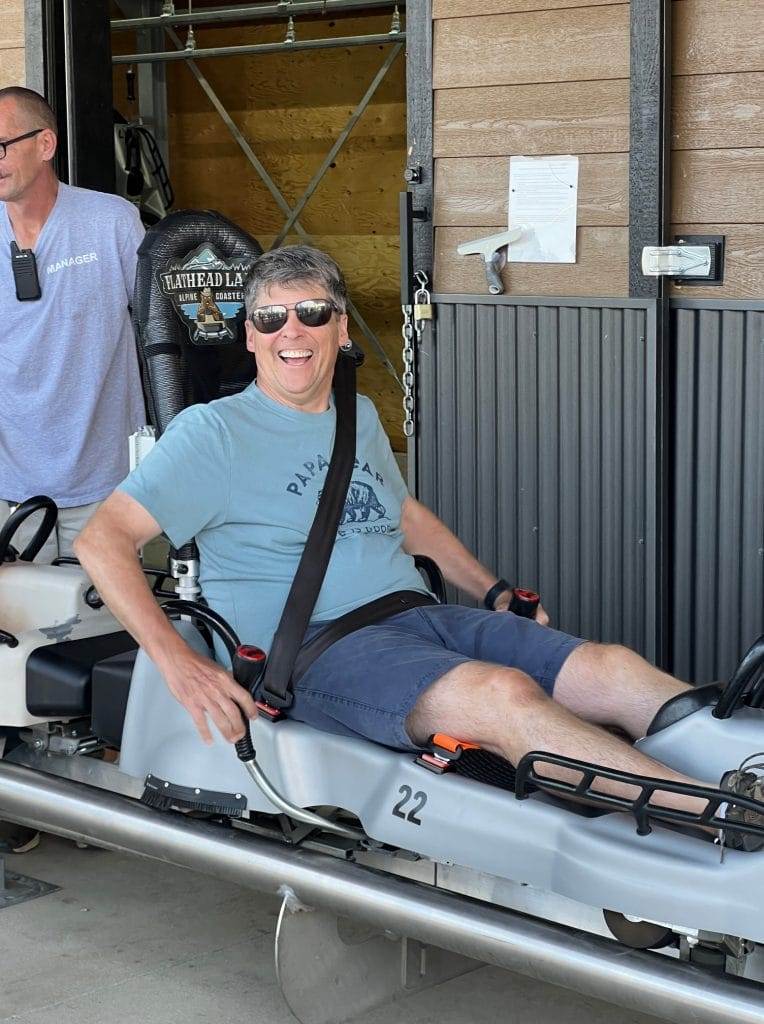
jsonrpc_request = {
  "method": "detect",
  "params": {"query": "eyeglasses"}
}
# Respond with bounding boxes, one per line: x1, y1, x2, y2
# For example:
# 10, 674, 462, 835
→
249, 298, 339, 334
0, 128, 44, 160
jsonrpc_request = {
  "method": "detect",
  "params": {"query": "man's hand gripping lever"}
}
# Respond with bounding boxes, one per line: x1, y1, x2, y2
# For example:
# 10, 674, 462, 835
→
159, 600, 256, 745
230, 642, 365, 843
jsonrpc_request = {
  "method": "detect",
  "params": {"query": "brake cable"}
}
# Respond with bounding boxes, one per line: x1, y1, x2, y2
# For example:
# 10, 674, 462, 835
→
161, 599, 364, 842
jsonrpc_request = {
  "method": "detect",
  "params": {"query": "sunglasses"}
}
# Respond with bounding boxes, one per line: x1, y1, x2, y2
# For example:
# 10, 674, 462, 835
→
249, 298, 339, 334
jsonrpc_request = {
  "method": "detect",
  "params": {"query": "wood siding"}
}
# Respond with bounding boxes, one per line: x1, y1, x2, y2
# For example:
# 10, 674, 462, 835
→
670, 0, 764, 299
433, 1, 763, 300
432, 2, 630, 297
434, 79, 630, 159
0, 1, 24, 88
434, 154, 628, 227
433, 0, 620, 15
673, 0, 762, 76
433, 7, 630, 89
436, 226, 628, 298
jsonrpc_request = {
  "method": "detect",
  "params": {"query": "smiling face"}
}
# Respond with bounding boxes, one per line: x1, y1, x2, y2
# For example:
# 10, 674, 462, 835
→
0, 98, 57, 205
244, 280, 349, 413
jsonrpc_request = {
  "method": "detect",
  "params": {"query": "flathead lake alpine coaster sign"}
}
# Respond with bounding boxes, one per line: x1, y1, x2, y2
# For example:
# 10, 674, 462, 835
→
159, 244, 251, 345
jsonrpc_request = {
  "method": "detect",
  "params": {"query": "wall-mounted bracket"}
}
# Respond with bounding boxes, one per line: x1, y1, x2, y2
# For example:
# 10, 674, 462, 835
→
641, 236, 725, 285
673, 234, 725, 286
641, 245, 711, 277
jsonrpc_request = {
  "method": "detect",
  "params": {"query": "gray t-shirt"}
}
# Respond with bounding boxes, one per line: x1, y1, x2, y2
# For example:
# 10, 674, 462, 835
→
0, 183, 146, 506
120, 385, 427, 655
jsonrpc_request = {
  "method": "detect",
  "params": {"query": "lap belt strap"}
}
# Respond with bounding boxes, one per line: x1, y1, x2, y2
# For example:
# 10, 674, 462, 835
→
258, 351, 358, 710
291, 589, 438, 686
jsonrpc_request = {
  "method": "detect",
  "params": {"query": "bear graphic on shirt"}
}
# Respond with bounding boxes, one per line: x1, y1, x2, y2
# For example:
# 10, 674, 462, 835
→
340, 481, 387, 524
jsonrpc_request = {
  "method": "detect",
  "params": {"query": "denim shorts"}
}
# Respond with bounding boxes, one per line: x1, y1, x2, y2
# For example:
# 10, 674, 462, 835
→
288, 604, 584, 751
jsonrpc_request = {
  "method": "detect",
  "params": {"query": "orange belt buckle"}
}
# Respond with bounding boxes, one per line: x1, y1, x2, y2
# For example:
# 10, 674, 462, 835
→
415, 733, 481, 774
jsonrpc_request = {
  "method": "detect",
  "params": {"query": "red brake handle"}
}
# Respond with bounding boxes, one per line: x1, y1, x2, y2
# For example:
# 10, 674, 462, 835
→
508, 588, 540, 618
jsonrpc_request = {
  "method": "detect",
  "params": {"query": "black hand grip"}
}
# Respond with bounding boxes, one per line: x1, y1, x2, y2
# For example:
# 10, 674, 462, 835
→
235, 721, 257, 763
509, 588, 540, 619
713, 633, 764, 719
0, 495, 58, 564
232, 646, 265, 763
0, 628, 19, 648
233, 644, 267, 693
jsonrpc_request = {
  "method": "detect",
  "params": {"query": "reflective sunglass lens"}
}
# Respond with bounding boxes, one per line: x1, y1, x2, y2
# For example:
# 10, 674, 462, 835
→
253, 306, 288, 333
295, 299, 334, 327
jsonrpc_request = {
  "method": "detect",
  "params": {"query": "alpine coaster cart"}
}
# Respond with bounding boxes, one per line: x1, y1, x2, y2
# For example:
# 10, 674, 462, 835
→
2, 212, 764, 1024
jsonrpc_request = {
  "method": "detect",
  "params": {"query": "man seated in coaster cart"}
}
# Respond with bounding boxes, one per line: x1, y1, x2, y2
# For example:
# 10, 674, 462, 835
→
75, 244, 764, 850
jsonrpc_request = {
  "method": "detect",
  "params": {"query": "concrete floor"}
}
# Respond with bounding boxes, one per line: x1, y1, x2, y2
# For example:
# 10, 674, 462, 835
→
0, 836, 668, 1024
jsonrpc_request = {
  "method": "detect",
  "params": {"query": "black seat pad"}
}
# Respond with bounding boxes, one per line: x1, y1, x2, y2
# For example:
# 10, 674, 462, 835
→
26, 631, 137, 718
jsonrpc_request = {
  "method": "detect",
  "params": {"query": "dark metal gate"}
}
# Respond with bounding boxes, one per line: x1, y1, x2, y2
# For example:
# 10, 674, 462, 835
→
417, 298, 659, 662
671, 300, 764, 682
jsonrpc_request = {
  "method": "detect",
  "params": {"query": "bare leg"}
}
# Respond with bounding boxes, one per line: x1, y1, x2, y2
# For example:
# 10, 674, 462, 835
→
552, 642, 691, 740
406, 662, 714, 814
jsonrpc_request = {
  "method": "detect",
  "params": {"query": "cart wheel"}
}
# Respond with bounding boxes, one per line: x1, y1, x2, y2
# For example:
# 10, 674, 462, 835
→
603, 909, 676, 949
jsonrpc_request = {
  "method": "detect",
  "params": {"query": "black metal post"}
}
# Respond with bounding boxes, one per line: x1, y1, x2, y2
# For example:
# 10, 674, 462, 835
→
41, 0, 69, 182
400, 190, 414, 306
629, 0, 672, 669
403, 0, 434, 496
405, 0, 433, 279
629, 0, 671, 298
45, 0, 115, 191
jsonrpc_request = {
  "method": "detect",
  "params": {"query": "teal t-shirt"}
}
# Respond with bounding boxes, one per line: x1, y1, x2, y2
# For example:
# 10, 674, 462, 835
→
119, 384, 427, 654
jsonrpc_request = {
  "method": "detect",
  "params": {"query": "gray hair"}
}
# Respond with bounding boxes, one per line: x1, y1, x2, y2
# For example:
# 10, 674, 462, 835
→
0, 87, 58, 134
243, 245, 348, 315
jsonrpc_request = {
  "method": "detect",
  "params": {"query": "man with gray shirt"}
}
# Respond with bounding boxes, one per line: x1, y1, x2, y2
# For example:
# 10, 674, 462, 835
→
0, 87, 145, 852
0, 86, 145, 563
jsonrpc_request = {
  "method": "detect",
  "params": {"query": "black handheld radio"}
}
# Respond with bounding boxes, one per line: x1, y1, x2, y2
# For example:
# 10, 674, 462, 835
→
10, 241, 42, 301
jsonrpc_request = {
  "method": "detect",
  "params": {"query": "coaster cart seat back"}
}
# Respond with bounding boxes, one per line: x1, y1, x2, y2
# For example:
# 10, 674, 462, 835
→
4, 211, 764, 1024
132, 207, 261, 432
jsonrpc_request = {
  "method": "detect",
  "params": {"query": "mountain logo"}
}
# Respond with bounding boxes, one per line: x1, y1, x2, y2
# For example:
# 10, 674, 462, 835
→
158, 243, 253, 346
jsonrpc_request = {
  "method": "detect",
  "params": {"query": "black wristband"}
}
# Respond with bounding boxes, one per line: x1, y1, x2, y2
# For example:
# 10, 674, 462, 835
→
483, 578, 512, 610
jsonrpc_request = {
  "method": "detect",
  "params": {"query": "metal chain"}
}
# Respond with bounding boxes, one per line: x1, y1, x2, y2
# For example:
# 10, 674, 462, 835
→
401, 303, 415, 437
401, 270, 432, 439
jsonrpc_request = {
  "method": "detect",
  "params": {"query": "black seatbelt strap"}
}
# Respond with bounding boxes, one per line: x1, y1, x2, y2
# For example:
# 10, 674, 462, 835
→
258, 351, 357, 709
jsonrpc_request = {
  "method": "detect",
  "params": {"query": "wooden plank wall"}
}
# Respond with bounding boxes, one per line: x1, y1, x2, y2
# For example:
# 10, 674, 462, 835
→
671, 0, 764, 300
0, 0, 25, 87
113, 9, 408, 449
432, 0, 763, 301
431, 1, 631, 297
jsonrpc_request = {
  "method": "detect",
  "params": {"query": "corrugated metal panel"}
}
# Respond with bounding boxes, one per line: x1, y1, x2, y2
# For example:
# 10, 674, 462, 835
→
417, 299, 658, 661
672, 306, 764, 684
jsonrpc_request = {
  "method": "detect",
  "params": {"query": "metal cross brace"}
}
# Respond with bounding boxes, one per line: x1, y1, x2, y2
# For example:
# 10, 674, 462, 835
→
164, 26, 402, 387
272, 42, 403, 247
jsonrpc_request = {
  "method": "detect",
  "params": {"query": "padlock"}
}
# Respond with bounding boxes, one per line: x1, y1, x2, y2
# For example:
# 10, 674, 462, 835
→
414, 283, 433, 322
